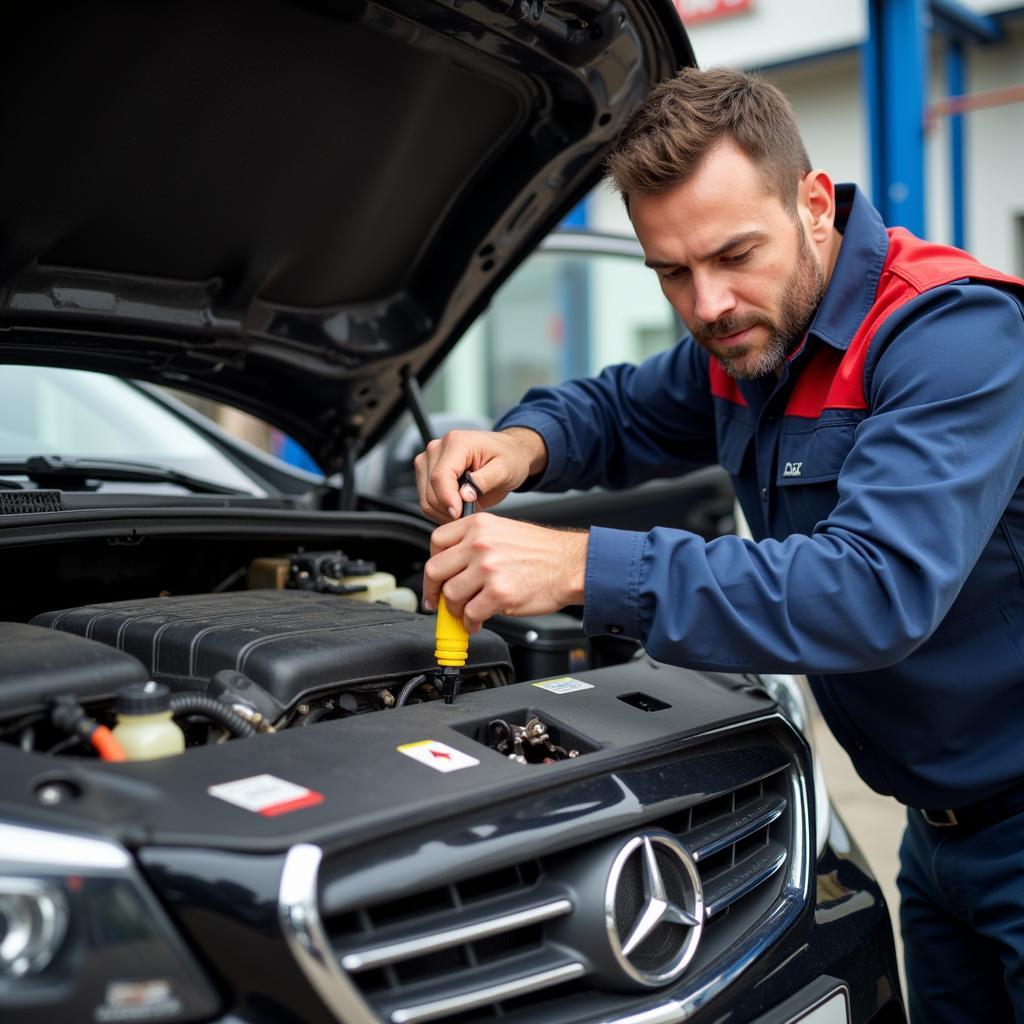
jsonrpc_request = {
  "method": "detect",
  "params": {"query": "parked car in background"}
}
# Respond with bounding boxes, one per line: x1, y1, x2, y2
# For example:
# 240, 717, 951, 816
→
0, 2, 903, 1023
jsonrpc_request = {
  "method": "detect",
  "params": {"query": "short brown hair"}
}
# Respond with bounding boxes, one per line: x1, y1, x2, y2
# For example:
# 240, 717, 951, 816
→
607, 67, 811, 212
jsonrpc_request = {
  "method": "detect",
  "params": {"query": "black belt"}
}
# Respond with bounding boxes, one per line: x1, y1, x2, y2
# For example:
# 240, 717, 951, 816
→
920, 778, 1024, 832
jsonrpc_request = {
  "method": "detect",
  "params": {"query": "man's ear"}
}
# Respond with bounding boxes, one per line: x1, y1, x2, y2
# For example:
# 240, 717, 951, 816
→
799, 170, 835, 244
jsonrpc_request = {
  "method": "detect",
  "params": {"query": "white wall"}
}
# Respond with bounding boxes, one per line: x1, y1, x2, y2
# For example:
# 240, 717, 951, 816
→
683, 0, 865, 70
769, 52, 869, 189
684, 0, 1014, 68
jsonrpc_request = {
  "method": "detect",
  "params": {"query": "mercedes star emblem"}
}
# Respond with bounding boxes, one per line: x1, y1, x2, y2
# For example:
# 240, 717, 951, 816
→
604, 831, 704, 987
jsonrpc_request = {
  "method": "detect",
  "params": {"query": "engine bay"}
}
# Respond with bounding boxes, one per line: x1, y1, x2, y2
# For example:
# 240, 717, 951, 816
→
0, 529, 634, 766
1, 550, 521, 761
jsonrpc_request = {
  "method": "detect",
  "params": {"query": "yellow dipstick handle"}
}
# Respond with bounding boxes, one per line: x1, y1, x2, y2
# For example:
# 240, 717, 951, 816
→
435, 595, 469, 667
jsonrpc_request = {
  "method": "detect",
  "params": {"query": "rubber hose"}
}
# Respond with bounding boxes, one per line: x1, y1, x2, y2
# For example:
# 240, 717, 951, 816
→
170, 693, 256, 738
395, 673, 430, 708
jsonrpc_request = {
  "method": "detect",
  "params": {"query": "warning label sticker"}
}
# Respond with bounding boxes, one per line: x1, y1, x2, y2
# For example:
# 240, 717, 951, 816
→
207, 774, 325, 817
531, 676, 595, 694
397, 740, 480, 773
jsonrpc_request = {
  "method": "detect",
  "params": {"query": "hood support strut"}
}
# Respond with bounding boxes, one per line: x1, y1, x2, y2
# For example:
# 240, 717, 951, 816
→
401, 366, 437, 451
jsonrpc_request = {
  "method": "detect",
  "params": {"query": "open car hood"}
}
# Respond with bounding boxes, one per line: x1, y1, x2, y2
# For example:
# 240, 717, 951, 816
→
0, 0, 693, 469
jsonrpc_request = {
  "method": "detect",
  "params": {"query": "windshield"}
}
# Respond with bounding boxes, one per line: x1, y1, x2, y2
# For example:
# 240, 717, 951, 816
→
0, 366, 264, 495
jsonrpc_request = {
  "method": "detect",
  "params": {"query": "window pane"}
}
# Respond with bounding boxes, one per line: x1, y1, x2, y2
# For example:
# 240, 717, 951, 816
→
0, 366, 263, 493
434, 242, 681, 421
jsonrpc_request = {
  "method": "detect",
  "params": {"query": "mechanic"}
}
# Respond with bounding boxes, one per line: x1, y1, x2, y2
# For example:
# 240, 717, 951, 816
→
415, 68, 1024, 1022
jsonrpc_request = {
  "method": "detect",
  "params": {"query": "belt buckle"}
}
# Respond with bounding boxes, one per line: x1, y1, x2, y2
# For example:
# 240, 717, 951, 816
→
921, 808, 959, 827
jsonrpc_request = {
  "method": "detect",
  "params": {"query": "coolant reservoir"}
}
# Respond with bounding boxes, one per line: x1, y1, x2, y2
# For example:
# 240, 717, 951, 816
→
339, 570, 418, 612
112, 681, 185, 760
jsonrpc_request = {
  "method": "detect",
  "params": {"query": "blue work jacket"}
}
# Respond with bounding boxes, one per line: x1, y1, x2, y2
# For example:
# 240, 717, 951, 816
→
496, 185, 1024, 808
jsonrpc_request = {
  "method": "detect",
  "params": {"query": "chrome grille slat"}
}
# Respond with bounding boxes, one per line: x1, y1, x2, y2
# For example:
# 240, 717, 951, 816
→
685, 793, 786, 862
389, 964, 587, 1024
278, 845, 378, 1024
379, 953, 587, 1024
340, 896, 573, 972
701, 841, 788, 918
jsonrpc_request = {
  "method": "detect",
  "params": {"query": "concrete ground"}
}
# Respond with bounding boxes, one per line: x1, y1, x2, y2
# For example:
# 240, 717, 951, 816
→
810, 701, 908, 994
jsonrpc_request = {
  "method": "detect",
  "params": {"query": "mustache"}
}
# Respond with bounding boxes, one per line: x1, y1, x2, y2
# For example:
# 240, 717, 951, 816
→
692, 314, 773, 345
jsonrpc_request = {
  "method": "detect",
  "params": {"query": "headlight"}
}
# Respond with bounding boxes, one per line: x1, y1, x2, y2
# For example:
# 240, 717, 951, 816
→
757, 674, 832, 859
0, 823, 219, 1023
0, 879, 68, 977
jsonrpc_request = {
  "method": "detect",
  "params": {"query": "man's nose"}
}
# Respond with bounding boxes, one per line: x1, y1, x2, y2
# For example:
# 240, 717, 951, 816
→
692, 272, 736, 325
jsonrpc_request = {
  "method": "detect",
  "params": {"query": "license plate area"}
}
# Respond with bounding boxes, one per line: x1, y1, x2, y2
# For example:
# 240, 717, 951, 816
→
752, 979, 851, 1024
785, 989, 850, 1023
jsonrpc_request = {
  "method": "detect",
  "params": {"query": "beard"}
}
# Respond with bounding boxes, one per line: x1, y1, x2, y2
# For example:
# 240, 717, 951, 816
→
692, 229, 826, 379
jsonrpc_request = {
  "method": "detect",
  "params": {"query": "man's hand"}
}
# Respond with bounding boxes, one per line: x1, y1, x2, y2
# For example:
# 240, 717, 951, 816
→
415, 428, 547, 523
423, 513, 588, 632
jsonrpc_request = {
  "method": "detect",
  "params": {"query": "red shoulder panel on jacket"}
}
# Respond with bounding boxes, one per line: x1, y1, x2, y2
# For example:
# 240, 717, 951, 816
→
783, 229, 1024, 419
709, 358, 748, 407
784, 345, 857, 418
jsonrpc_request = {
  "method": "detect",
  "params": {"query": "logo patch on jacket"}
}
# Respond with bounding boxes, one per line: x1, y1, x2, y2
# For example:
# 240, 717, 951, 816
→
783, 462, 803, 478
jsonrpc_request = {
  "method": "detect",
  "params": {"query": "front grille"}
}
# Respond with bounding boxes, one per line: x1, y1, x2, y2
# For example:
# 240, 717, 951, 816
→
330, 863, 579, 1023
310, 743, 802, 1024
667, 776, 789, 924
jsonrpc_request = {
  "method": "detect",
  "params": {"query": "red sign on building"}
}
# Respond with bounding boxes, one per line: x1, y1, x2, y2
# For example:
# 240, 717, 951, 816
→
673, 0, 753, 26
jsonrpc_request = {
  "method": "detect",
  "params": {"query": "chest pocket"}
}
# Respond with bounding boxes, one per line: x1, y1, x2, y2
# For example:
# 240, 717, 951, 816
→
716, 421, 753, 477
714, 414, 763, 533
776, 419, 859, 531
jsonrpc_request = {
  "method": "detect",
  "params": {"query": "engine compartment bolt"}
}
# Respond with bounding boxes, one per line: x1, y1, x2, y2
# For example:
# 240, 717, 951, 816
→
36, 780, 80, 805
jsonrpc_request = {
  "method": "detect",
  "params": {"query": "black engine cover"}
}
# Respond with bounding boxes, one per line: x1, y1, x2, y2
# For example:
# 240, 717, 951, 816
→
31, 590, 512, 705
0, 622, 149, 716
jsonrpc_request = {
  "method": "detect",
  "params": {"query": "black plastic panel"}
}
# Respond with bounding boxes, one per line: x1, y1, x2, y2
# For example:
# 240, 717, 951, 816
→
0, 621, 148, 716
0, 657, 780, 851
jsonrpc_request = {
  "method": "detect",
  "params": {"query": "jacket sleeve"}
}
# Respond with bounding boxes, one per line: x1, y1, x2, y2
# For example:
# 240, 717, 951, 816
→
583, 285, 1024, 674
493, 336, 719, 492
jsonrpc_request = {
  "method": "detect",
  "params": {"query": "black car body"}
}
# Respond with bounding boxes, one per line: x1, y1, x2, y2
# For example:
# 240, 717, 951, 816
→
0, 3, 904, 1022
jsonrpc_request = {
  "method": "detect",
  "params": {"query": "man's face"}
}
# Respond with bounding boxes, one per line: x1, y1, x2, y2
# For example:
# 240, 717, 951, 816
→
629, 141, 826, 379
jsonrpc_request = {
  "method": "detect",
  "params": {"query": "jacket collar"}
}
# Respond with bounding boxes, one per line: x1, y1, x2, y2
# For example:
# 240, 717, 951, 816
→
807, 183, 889, 352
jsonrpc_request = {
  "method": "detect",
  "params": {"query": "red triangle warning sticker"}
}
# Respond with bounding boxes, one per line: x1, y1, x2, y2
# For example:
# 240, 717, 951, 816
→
397, 740, 479, 773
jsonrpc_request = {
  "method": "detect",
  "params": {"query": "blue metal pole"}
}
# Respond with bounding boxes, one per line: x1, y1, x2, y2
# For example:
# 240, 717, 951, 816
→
864, 0, 928, 236
864, 0, 885, 217
946, 38, 966, 249
930, 0, 1001, 45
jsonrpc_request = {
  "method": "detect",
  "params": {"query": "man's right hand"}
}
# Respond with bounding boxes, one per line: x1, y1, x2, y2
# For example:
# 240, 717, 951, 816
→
414, 427, 547, 523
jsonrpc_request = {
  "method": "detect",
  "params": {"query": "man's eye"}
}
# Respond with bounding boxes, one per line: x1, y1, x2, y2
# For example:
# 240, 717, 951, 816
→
721, 249, 753, 265
658, 267, 686, 281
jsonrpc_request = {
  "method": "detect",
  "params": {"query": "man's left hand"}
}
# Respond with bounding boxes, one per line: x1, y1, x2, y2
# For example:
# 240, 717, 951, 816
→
423, 513, 588, 632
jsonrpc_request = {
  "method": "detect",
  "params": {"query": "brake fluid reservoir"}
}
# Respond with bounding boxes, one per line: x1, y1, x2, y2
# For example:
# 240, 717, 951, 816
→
339, 570, 418, 612
112, 682, 185, 760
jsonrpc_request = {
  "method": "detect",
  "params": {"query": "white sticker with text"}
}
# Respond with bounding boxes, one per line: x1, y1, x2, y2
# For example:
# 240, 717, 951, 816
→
207, 774, 324, 816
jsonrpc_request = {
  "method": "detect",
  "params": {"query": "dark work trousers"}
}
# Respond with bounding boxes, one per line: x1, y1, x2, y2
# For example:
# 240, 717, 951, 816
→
898, 808, 1024, 1022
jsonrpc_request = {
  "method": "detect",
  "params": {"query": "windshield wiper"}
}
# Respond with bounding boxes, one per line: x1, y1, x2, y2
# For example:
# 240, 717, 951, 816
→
0, 456, 252, 496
